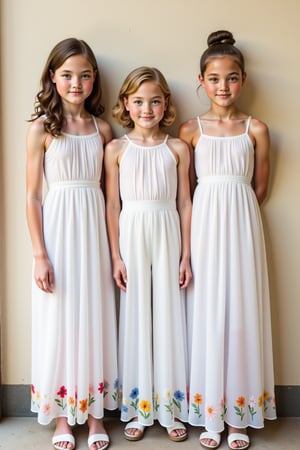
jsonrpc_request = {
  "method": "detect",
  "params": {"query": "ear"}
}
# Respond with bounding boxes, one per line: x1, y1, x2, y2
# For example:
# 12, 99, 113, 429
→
198, 73, 205, 87
123, 97, 129, 111
242, 72, 247, 86
164, 95, 170, 111
49, 69, 56, 83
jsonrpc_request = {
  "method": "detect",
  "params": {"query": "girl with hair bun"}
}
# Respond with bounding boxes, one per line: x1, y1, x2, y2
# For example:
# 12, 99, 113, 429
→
180, 31, 276, 449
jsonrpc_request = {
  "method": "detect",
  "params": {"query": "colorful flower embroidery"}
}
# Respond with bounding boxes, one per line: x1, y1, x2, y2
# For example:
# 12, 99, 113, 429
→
55, 386, 67, 410
139, 399, 151, 419
129, 387, 139, 410
234, 396, 245, 420
173, 390, 185, 412
79, 398, 88, 413
248, 395, 257, 420
154, 392, 160, 412
192, 393, 203, 418
206, 404, 217, 420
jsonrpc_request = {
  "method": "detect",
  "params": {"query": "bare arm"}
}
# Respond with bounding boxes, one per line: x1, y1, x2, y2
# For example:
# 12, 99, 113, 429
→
26, 119, 54, 292
104, 139, 127, 291
250, 119, 270, 204
98, 118, 113, 195
170, 138, 193, 289
179, 119, 199, 196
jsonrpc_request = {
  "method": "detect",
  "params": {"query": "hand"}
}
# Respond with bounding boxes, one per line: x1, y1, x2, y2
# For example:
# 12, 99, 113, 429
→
113, 258, 127, 292
179, 258, 192, 289
34, 256, 55, 293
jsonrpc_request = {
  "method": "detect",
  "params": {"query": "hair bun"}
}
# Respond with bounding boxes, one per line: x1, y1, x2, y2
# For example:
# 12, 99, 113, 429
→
207, 30, 235, 47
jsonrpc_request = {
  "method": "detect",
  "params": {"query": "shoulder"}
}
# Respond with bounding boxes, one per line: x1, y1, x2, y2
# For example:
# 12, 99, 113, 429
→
249, 117, 270, 145
105, 136, 128, 159
167, 136, 190, 164
179, 118, 199, 136
96, 117, 113, 145
27, 117, 50, 150
179, 117, 200, 146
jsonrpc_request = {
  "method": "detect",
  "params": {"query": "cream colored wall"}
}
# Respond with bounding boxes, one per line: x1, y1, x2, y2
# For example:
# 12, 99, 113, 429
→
1, 0, 299, 386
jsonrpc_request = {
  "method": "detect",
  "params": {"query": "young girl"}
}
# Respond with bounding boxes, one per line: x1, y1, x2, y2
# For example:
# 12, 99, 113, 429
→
26, 38, 118, 450
105, 67, 192, 441
179, 31, 276, 449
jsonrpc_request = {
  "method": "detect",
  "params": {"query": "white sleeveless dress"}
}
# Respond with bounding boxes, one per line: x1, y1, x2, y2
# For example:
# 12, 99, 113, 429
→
187, 117, 276, 431
31, 117, 118, 425
118, 135, 188, 427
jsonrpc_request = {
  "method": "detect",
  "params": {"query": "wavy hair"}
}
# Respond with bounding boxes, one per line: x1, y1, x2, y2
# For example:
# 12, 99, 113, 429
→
112, 66, 176, 128
29, 38, 104, 137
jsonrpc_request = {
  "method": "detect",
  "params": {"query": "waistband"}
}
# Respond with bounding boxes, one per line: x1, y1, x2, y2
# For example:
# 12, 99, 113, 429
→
48, 180, 99, 190
197, 175, 251, 184
122, 200, 176, 211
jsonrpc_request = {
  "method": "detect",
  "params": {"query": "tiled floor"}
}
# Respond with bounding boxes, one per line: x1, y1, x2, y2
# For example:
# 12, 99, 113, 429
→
0, 417, 299, 450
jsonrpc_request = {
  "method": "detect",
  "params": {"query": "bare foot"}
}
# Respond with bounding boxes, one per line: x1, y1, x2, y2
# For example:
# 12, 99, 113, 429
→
227, 426, 249, 449
53, 417, 74, 449
88, 416, 109, 450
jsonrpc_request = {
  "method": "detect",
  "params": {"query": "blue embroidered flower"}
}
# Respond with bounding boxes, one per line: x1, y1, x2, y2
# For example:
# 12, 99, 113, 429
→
174, 390, 185, 401
122, 404, 128, 413
129, 387, 139, 399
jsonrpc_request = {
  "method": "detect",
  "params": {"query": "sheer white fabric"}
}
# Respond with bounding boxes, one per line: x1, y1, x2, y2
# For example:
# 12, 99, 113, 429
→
31, 120, 118, 425
187, 117, 276, 431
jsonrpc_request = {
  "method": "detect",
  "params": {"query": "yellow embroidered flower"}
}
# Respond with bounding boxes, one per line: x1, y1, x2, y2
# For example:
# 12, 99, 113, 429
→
165, 390, 171, 399
264, 390, 269, 400
36, 391, 41, 400
258, 395, 263, 407
140, 399, 151, 413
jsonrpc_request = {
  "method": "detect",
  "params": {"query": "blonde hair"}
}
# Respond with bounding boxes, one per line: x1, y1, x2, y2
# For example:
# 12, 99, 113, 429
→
112, 66, 176, 128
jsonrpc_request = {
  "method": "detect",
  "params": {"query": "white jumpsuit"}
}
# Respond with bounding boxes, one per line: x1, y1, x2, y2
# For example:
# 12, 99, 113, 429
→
118, 135, 188, 427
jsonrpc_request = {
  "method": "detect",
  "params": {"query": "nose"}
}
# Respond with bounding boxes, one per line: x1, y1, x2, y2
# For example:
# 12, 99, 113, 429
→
219, 79, 229, 90
72, 76, 82, 87
143, 102, 153, 113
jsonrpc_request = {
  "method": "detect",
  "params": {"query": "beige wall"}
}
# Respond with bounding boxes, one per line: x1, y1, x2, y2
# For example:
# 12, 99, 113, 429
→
1, 0, 299, 387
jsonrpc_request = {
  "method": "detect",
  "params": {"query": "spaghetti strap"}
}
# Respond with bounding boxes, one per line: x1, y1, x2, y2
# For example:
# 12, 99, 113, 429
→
124, 134, 130, 142
91, 115, 99, 134
245, 116, 252, 134
163, 134, 168, 143
197, 116, 204, 134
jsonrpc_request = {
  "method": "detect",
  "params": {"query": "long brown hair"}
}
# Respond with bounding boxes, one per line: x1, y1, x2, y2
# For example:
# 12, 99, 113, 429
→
30, 38, 104, 137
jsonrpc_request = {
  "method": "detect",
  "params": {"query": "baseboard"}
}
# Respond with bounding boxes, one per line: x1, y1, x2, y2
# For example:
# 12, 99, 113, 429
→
0, 385, 299, 417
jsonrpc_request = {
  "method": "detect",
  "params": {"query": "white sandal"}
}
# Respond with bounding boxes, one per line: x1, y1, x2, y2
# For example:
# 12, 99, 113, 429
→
52, 434, 75, 450
166, 420, 187, 442
88, 433, 109, 450
200, 431, 221, 449
124, 421, 145, 441
227, 433, 250, 450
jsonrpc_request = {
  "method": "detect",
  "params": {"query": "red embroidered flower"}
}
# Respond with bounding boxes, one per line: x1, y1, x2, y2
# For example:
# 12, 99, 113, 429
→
98, 382, 104, 394
57, 386, 67, 398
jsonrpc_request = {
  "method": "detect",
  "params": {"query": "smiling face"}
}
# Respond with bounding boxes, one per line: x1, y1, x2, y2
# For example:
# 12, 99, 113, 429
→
199, 55, 246, 108
50, 54, 96, 107
123, 81, 167, 129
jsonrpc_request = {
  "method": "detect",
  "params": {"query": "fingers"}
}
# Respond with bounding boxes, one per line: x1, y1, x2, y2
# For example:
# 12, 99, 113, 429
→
35, 271, 55, 293
114, 266, 127, 292
179, 268, 192, 289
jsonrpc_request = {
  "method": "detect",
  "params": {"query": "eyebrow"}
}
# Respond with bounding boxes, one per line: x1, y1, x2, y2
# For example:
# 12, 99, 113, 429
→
207, 71, 240, 76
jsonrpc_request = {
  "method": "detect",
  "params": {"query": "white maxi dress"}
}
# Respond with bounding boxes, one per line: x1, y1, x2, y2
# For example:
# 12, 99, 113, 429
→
118, 135, 188, 427
31, 117, 118, 425
187, 117, 276, 431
